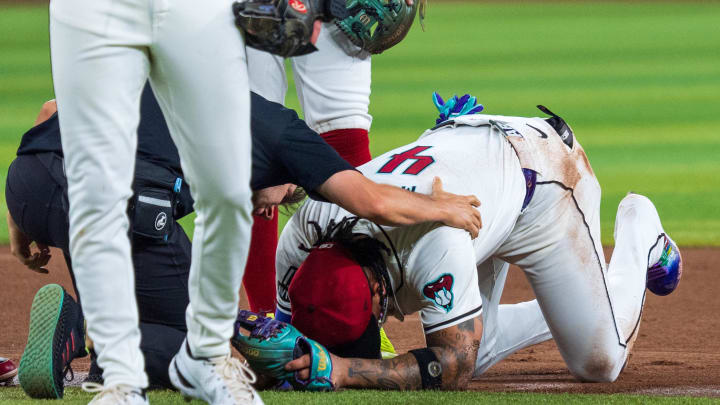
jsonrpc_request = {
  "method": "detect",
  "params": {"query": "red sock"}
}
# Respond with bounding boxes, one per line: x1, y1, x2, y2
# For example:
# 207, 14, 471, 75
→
242, 129, 370, 313
320, 128, 371, 167
242, 210, 278, 313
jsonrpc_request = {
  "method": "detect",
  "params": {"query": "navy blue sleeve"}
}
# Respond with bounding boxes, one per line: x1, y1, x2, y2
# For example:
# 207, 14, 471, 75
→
250, 93, 355, 198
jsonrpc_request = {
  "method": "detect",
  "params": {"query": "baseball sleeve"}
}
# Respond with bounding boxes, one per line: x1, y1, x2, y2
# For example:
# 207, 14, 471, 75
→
249, 92, 355, 197
405, 227, 483, 335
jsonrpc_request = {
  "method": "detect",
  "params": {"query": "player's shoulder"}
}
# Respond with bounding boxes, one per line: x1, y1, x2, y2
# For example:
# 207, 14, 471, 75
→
406, 227, 474, 274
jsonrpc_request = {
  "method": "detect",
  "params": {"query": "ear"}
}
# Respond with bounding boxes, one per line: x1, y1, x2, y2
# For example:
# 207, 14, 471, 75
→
370, 279, 384, 297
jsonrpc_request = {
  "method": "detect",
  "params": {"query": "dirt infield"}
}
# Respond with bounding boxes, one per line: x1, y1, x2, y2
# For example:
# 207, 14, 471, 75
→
1, 246, 718, 396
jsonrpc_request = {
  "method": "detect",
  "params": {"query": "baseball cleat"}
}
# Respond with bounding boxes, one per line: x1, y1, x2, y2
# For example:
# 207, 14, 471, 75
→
0, 357, 18, 383
19, 284, 87, 398
169, 340, 264, 405
82, 382, 149, 405
647, 234, 682, 296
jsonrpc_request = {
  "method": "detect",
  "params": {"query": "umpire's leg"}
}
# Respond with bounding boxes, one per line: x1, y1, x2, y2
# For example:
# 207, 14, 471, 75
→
92, 219, 193, 388
133, 222, 191, 332
139, 323, 185, 389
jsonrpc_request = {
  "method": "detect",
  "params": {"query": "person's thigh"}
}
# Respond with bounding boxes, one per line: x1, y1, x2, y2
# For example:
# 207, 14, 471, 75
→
246, 48, 287, 104
133, 222, 191, 332
148, 0, 253, 358
499, 182, 628, 382
291, 23, 372, 133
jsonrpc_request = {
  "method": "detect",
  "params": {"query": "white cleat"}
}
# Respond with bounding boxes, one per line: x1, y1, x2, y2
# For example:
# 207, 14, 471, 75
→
169, 340, 263, 405
82, 382, 149, 405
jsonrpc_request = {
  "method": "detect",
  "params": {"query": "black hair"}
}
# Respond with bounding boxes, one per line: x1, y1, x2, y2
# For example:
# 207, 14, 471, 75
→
305, 217, 390, 289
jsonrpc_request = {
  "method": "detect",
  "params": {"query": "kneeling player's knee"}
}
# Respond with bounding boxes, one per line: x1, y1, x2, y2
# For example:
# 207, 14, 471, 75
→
570, 352, 624, 383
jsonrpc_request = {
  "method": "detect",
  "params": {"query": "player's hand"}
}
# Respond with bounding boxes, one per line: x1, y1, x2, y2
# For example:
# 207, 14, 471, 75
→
252, 184, 296, 219
285, 354, 311, 379
430, 177, 482, 239
254, 207, 275, 221
284, 352, 342, 387
7, 212, 51, 274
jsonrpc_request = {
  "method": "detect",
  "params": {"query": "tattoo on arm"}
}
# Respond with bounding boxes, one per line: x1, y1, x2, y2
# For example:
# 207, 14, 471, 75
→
341, 317, 482, 390
426, 317, 481, 389
346, 355, 421, 390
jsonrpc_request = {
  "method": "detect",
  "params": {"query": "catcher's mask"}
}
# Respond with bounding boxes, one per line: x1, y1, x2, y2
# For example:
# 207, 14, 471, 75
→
289, 236, 390, 359
233, 0, 349, 58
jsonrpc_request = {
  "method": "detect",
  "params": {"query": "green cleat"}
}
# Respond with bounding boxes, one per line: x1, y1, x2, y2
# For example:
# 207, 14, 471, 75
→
19, 284, 86, 398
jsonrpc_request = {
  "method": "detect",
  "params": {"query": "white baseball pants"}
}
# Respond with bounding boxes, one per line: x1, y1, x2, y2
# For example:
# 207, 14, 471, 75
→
50, 0, 252, 389
246, 22, 372, 133
473, 259, 551, 377
498, 183, 666, 381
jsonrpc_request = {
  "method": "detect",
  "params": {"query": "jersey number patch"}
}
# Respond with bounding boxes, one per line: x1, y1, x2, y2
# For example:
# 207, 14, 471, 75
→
378, 146, 435, 175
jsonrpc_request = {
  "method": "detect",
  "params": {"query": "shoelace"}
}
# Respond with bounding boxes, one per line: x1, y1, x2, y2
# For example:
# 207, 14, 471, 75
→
81, 382, 143, 403
62, 364, 74, 382
208, 355, 257, 401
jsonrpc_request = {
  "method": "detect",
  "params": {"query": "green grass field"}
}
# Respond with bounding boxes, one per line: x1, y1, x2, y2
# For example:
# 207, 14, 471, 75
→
0, 2, 719, 402
1, 387, 719, 404
1, 2, 719, 246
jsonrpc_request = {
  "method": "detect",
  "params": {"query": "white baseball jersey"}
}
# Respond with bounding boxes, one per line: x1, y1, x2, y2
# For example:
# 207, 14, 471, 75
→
276, 115, 530, 334
278, 111, 671, 383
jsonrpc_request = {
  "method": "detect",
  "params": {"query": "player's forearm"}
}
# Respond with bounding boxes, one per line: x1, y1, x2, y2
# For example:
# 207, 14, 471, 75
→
319, 171, 480, 235
334, 345, 474, 390
365, 183, 448, 227
319, 171, 444, 227
335, 352, 422, 390
336, 316, 483, 390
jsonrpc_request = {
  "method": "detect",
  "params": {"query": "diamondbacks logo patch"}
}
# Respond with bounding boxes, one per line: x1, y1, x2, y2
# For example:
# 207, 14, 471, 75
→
423, 274, 454, 313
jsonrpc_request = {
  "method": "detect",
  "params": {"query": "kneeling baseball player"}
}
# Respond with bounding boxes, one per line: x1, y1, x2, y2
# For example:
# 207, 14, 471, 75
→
8, 85, 482, 398
232, 93, 682, 390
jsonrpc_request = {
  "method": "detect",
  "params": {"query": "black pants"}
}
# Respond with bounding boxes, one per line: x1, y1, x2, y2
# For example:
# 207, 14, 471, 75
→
6, 153, 190, 388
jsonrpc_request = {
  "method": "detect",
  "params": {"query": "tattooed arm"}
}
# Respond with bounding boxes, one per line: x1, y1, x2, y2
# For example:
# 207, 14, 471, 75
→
285, 316, 482, 390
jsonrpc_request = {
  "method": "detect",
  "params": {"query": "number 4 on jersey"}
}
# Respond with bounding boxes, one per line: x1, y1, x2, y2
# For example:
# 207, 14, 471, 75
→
378, 146, 435, 175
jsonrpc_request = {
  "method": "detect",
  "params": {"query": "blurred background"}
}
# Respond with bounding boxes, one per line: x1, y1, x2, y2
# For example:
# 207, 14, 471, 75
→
1, 1, 718, 245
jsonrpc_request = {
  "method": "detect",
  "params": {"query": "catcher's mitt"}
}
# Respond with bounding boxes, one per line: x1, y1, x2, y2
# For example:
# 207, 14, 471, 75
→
233, 0, 349, 58
335, 0, 425, 54
232, 310, 334, 391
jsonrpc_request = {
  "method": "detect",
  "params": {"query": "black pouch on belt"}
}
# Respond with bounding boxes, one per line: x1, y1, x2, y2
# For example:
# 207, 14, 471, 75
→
129, 159, 184, 241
